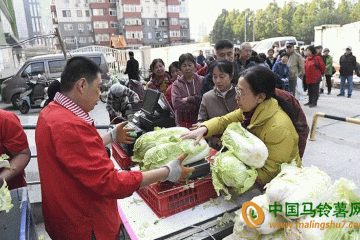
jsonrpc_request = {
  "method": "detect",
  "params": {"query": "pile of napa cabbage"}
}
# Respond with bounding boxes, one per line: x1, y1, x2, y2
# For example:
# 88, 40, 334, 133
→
231, 161, 360, 240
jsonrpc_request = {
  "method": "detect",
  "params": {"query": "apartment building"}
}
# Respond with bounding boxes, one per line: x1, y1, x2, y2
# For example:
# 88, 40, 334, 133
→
51, 0, 190, 49
13, 0, 43, 45
51, 0, 95, 50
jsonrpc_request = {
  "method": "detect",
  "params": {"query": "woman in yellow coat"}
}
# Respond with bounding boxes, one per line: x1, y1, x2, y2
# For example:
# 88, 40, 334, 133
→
182, 66, 301, 190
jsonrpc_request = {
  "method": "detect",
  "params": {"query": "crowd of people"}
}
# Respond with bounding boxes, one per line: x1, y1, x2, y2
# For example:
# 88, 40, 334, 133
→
1, 38, 358, 240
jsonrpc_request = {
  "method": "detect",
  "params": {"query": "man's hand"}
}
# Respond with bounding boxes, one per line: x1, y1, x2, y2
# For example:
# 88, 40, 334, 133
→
164, 153, 195, 182
111, 122, 135, 144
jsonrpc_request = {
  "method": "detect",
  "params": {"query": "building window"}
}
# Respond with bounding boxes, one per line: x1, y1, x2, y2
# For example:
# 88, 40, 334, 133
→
181, 31, 187, 37
94, 21, 109, 29
77, 10, 82, 17
109, 8, 116, 16
160, 20, 167, 26
65, 37, 75, 44
62, 10, 71, 17
95, 33, 110, 42
88, 36, 94, 43
87, 23, 92, 30
180, 20, 187, 28
170, 18, 178, 25
180, 7, 185, 13
92, 9, 106, 16
78, 23, 84, 30
126, 31, 143, 39
79, 37, 87, 43
64, 24, 73, 31
155, 32, 161, 38
110, 21, 117, 28
109, 0, 116, 2
148, 32, 152, 39
147, 20, 151, 26
85, 10, 90, 17
168, 5, 179, 13
125, 18, 141, 26
123, 5, 141, 12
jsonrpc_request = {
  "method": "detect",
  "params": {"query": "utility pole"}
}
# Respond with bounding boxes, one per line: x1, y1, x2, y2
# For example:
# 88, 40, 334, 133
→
244, 13, 247, 42
55, 27, 67, 60
252, 14, 255, 42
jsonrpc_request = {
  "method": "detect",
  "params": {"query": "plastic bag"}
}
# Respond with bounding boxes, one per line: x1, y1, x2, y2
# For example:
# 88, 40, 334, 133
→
295, 77, 304, 101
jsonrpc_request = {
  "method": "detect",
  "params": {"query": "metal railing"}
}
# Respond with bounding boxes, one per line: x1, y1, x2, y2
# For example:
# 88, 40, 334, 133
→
23, 124, 111, 186
309, 112, 360, 140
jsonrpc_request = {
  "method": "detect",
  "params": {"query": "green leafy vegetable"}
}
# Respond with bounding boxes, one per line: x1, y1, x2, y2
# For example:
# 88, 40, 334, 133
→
132, 127, 190, 162
0, 154, 12, 169
221, 122, 268, 168
0, 180, 13, 213
211, 150, 258, 200
141, 138, 209, 170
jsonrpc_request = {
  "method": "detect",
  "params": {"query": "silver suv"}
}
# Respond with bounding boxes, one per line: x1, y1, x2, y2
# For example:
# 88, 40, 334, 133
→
1, 52, 109, 109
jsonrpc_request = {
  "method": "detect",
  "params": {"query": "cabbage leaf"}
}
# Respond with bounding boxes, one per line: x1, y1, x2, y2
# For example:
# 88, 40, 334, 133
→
0, 181, 13, 213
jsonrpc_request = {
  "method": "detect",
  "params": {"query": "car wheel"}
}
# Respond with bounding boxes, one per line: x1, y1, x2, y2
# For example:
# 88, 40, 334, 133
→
19, 101, 30, 114
11, 93, 21, 110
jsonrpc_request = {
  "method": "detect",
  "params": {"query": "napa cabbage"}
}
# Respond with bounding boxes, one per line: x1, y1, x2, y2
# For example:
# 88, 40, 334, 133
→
141, 138, 210, 170
265, 161, 332, 219
211, 151, 258, 200
132, 127, 190, 162
221, 122, 268, 168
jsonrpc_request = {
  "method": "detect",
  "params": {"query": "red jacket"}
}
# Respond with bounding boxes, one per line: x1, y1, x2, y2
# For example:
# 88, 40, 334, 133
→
35, 102, 142, 240
275, 89, 309, 158
0, 109, 28, 190
305, 55, 326, 84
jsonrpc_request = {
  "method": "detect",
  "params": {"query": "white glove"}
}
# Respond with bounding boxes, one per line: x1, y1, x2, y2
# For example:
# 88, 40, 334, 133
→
163, 159, 182, 182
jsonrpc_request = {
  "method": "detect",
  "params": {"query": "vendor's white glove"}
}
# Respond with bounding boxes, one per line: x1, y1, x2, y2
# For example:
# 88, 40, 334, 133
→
163, 153, 195, 183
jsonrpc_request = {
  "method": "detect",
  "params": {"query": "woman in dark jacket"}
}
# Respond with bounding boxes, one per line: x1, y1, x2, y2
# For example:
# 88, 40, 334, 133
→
304, 46, 326, 108
171, 53, 204, 128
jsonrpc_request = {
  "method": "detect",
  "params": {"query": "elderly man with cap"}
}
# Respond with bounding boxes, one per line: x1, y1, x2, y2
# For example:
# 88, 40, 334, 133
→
322, 48, 333, 94
338, 46, 357, 98
286, 43, 305, 95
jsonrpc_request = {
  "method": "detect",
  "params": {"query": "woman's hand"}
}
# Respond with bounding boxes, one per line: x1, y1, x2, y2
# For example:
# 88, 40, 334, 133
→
190, 122, 201, 131
181, 126, 207, 145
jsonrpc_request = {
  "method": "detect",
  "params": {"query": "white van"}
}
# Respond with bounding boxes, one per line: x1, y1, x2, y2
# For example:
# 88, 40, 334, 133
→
253, 36, 299, 54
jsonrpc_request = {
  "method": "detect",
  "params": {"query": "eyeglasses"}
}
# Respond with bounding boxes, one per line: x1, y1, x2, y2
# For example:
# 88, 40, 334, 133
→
235, 88, 243, 98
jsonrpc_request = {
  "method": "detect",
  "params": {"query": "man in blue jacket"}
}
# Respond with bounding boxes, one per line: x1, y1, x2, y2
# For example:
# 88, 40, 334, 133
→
272, 52, 290, 92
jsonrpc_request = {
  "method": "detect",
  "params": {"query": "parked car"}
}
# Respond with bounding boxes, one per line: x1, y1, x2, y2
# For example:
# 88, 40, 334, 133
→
1, 52, 109, 109
253, 36, 299, 54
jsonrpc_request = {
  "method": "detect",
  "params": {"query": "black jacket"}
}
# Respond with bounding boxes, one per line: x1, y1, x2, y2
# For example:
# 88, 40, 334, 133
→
124, 57, 139, 80
200, 61, 242, 97
339, 53, 357, 76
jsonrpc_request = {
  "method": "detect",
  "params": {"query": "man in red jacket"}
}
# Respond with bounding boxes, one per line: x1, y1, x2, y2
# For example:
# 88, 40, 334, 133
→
35, 56, 193, 240
0, 109, 31, 190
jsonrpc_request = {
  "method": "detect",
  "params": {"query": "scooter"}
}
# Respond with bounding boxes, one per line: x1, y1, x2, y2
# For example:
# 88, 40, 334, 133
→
18, 74, 53, 114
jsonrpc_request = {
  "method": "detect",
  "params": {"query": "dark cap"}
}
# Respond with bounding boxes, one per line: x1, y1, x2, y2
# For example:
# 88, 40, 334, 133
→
323, 48, 330, 52
286, 43, 294, 48
315, 45, 323, 49
346, 46, 352, 51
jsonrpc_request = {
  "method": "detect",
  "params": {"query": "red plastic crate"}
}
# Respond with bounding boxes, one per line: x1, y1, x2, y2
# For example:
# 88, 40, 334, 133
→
112, 142, 135, 170
137, 176, 217, 218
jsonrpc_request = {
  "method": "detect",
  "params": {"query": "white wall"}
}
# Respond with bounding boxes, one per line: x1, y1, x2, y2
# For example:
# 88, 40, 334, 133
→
315, 22, 360, 65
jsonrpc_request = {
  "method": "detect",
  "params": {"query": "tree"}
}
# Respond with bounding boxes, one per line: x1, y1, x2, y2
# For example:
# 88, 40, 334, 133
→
350, 1, 360, 22
254, 9, 268, 40
336, 0, 353, 25
263, 1, 281, 38
278, 1, 298, 36
224, 10, 239, 43
209, 9, 229, 44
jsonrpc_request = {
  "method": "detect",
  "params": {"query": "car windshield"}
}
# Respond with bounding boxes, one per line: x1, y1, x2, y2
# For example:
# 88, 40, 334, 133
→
255, 41, 273, 50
